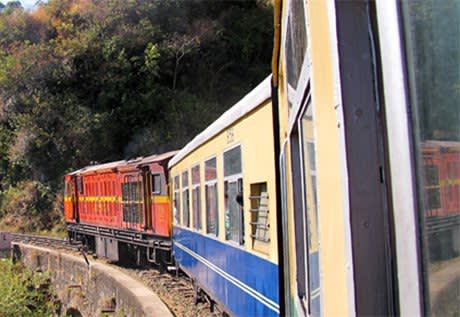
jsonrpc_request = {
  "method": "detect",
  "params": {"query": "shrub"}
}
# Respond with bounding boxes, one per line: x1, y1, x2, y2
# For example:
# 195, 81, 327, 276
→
0, 259, 59, 316
0, 180, 63, 232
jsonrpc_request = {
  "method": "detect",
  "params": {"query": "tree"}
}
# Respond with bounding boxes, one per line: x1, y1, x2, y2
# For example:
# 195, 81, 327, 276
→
4, 1, 22, 14
0, 0, 273, 232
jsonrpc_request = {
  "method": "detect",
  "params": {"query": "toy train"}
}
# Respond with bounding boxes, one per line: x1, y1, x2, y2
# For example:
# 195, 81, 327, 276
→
65, 78, 280, 316
64, 152, 178, 266
65, 1, 460, 316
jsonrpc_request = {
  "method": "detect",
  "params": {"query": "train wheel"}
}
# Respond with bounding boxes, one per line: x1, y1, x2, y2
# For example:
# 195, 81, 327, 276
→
192, 279, 203, 305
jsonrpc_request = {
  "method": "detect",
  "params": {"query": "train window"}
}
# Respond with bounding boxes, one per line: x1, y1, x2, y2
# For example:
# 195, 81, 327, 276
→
285, 0, 307, 90
300, 110, 320, 317
205, 157, 217, 181
152, 174, 162, 195
402, 1, 460, 315
250, 183, 270, 253
182, 171, 190, 227
77, 177, 83, 194
223, 146, 242, 177
289, 100, 320, 316
205, 157, 218, 236
192, 165, 202, 231
224, 146, 244, 245
284, 0, 309, 109
173, 175, 181, 224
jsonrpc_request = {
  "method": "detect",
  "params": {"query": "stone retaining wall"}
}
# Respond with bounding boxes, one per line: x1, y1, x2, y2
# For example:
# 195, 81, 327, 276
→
12, 242, 172, 317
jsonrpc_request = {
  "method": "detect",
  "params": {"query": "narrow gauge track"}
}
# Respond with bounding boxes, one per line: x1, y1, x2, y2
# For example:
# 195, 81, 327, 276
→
120, 266, 221, 317
11, 233, 219, 317
11, 233, 81, 252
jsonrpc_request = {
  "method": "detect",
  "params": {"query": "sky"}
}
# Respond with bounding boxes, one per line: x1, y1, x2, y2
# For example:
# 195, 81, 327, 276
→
3, 0, 47, 10
20, 0, 44, 9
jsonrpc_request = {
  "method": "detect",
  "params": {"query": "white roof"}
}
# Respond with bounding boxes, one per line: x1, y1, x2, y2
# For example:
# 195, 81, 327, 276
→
169, 75, 272, 168
138, 150, 180, 166
69, 160, 126, 175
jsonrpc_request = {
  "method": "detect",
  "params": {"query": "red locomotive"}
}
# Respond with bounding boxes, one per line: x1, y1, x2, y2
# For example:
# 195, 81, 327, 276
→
422, 141, 460, 261
63, 151, 178, 265
422, 141, 460, 217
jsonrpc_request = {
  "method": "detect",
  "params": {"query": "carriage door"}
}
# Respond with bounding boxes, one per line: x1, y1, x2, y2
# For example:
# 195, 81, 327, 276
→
65, 177, 78, 222
142, 169, 152, 230
335, 1, 397, 315
283, 0, 321, 313
73, 176, 81, 223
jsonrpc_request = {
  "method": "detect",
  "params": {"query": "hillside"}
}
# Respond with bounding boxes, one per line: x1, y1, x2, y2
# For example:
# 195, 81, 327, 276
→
0, 0, 273, 233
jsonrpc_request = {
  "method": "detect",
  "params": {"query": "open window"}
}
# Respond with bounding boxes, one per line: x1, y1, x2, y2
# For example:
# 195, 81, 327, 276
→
250, 182, 270, 254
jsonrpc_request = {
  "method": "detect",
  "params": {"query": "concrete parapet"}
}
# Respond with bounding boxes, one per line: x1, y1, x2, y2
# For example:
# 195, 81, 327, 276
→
11, 242, 173, 317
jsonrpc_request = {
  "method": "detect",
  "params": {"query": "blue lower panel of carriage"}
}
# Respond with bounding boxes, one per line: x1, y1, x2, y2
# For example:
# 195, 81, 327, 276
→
173, 226, 279, 317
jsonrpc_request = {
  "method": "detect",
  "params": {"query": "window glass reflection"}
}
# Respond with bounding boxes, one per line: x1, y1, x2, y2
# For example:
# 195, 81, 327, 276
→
402, 1, 460, 315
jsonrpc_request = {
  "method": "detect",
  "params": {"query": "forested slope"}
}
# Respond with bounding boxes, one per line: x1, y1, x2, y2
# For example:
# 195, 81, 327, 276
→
0, 0, 272, 232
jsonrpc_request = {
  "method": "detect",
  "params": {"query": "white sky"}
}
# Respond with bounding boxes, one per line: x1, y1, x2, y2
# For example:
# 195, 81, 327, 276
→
4, 0, 47, 9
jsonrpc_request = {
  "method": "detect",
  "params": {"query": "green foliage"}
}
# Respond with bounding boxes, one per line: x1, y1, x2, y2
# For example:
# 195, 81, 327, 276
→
0, 180, 63, 232
0, 260, 58, 316
0, 0, 272, 231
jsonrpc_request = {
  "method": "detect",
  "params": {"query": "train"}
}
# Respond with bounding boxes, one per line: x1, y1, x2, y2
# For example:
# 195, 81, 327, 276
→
64, 152, 178, 266
65, 1, 460, 316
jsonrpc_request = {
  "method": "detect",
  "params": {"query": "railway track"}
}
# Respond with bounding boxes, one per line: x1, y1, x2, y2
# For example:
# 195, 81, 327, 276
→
123, 267, 221, 317
11, 233, 82, 252
11, 233, 220, 317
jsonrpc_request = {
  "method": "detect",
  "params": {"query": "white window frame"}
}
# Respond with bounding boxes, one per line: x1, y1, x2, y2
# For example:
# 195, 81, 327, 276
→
375, 1, 422, 315
151, 173, 162, 195
223, 144, 244, 246
205, 156, 219, 237
181, 170, 190, 228
191, 164, 202, 231
173, 175, 181, 225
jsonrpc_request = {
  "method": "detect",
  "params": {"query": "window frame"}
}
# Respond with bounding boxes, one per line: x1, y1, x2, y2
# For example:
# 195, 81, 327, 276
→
173, 175, 181, 225
191, 164, 202, 231
181, 170, 190, 228
282, 0, 311, 114
223, 144, 245, 246
205, 156, 219, 237
375, 1, 423, 315
151, 173, 162, 195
